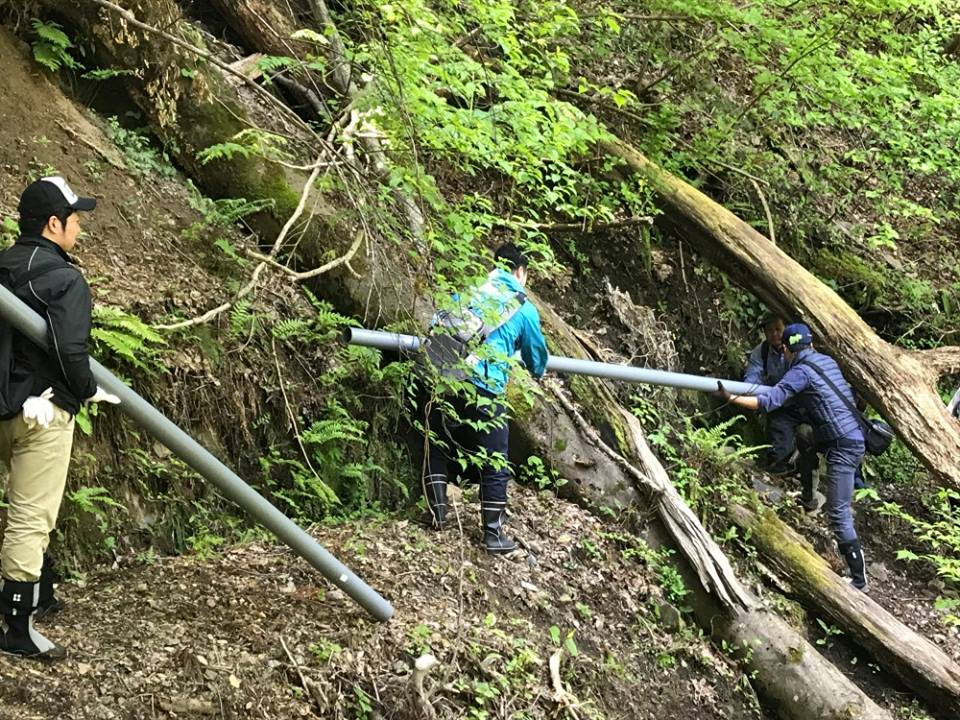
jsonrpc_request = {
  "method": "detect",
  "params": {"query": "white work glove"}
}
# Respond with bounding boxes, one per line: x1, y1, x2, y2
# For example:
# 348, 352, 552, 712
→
22, 387, 56, 429
87, 386, 121, 405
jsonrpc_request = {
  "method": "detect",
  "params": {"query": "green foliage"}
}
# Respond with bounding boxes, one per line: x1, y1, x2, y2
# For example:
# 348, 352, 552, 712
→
856, 484, 960, 622
197, 129, 290, 165
67, 486, 123, 551
0, 216, 18, 248
518, 454, 565, 492
182, 183, 275, 251
645, 408, 760, 516
92, 306, 167, 373
815, 618, 843, 650
566, 0, 960, 343
30, 19, 79, 72
344, 0, 658, 294
69, 486, 123, 514
82, 68, 136, 81
106, 118, 175, 178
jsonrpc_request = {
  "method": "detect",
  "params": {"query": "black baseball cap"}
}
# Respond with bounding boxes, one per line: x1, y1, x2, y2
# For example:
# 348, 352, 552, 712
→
18, 176, 96, 219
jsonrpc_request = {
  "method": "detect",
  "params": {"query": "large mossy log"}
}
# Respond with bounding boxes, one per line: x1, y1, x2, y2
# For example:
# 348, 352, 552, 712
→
731, 503, 960, 718
45, 4, 893, 718
603, 139, 960, 491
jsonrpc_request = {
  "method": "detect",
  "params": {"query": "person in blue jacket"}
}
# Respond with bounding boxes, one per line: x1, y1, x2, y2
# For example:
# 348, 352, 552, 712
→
718, 323, 868, 590
422, 244, 548, 553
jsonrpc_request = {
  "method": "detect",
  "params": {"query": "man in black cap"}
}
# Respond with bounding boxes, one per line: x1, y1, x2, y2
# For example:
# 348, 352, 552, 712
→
0, 176, 119, 660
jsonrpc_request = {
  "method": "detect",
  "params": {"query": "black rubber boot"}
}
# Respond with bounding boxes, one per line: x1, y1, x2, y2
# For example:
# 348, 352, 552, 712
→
421, 474, 448, 530
0, 579, 66, 660
35, 554, 64, 620
481, 504, 517, 554
838, 540, 868, 591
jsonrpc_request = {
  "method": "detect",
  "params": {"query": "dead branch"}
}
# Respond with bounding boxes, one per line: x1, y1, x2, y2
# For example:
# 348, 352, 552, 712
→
549, 651, 582, 720
494, 216, 654, 234
268, 154, 326, 257
153, 156, 327, 331
917, 346, 960, 376
547, 381, 752, 609
245, 230, 365, 281
750, 178, 776, 245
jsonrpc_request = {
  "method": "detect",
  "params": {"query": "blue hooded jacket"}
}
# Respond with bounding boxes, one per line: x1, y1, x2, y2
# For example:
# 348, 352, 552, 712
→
444, 269, 548, 395
757, 347, 864, 445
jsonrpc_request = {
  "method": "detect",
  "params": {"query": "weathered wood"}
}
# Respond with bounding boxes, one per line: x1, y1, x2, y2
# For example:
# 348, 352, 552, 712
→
604, 138, 960, 492
731, 502, 960, 718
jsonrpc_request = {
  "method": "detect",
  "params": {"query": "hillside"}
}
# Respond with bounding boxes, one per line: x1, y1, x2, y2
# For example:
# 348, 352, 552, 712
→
0, 2, 957, 720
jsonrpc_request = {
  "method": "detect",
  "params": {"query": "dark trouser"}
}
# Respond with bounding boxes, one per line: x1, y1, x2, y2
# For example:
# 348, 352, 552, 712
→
766, 404, 808, 466
820, 438, 865, 544
424, 390, 510, 504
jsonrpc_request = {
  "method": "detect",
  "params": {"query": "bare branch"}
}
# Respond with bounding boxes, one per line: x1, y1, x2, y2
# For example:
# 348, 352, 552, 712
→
153, 156, 328, 331
494, 216, 653, 233
245, 231, 365, 281
269, 155, 326, 257
917, 346, 960, 376
750, 178, 776, 245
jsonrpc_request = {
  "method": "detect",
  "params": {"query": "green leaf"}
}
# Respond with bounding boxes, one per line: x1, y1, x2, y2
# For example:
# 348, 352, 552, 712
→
291, 28, 329, 45
548, 625, 561, 646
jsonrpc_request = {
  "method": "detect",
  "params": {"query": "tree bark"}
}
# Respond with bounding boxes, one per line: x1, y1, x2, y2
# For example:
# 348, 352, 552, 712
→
730, 503, 960, 718
603, 138, 960, 491
48, 7, 894, 718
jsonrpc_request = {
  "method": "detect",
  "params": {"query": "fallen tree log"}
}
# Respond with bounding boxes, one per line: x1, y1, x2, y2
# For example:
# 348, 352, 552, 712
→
730, 502, 960, 718
41, 6, 894, 718
603, 139, 960, 491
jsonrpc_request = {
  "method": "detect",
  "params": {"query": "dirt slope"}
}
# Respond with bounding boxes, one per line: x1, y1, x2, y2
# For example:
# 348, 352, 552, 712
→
0, 486, 759, 720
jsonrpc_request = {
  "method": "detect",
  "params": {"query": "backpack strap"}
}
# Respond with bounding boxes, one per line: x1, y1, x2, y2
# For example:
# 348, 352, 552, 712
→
760, 340, 770, 369
479, 291, 526, 339
798, 358, 868, 433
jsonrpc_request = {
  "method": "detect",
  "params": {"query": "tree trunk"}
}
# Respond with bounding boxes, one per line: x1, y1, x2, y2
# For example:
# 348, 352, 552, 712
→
603, 138, 960, 491
50, 5, 894, 718
730, 503, 960, 718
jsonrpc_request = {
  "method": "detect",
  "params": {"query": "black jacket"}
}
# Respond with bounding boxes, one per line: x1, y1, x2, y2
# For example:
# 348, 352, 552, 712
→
0, 236, 96, 415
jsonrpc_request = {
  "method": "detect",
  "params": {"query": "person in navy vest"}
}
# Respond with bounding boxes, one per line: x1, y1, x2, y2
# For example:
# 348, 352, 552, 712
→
743, 313, 816, 486
718, 323, 868, 590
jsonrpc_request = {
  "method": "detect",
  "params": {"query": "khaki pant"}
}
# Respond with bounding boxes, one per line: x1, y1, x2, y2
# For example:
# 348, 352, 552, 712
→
0, 408, 75, 582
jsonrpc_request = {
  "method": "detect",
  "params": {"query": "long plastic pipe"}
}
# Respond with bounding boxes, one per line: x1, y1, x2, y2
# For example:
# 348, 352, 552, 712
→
0, 285, 394, 622
344, 327, 771, 397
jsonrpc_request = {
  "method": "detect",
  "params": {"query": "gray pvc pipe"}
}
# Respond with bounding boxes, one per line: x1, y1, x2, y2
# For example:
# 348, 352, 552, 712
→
0, 285, 393, 622
344, 327, 771, 397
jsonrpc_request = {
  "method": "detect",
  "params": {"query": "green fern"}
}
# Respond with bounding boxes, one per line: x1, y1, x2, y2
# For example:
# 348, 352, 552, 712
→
68, 486, 123, 514
92, 306, 167, 372
229, 298, 256, 339
31, 19, 79, 72
271, 317, 313, 340
197, 129, 290, 165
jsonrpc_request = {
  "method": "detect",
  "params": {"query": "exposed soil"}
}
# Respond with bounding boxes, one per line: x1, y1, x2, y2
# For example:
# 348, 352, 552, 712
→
0, 486, 762, 720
